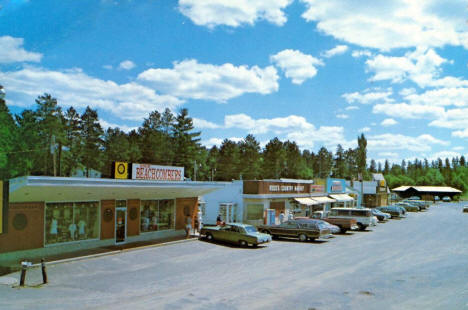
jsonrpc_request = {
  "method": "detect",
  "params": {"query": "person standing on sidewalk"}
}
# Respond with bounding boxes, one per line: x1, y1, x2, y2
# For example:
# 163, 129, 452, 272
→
185, 215, 192, 238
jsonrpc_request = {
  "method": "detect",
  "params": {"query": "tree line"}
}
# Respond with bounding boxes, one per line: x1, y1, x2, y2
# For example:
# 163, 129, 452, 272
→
0, 93, 466, 192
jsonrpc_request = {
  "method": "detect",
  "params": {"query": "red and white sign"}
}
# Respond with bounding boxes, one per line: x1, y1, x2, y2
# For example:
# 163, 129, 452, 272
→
132, 164, 184, 181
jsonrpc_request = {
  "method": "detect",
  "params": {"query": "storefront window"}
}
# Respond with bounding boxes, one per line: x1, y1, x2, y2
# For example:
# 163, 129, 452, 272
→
45, 201, 99, 245
246, 204, 264, 220
140, 199, 175, 232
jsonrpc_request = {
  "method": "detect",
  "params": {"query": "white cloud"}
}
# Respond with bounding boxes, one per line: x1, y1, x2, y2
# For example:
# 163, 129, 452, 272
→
452, 146, 464, 151
202, 137, 243, 148
359, 127, 371, 133
118, 60, 136, 70
138, 59, 278, 102
426, 151, 463, 161
100, 119, 138, 133
300, 0, 468, 50
336, 113, 348, 119
178, 0, 293, 28
452, 128, 468, 138
342, 88, 394, 105
102, 65, 113, 70
0, 36, 42, 64
321, 45, 348, 58
0, 66, 183, 121
223, 113, 352, 149
345, 106, 359, 111
372, 103, 444, 119
381, 118, 397, 126
405, 87, 468, 107
352, 50, 373, 58
193, 118, 220, 129
270, 49, 323, 84
368, 133, 448, 152
378, 152, 399, 158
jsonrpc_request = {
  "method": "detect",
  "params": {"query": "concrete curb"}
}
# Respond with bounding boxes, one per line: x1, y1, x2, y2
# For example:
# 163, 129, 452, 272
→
32, 237, 199, 268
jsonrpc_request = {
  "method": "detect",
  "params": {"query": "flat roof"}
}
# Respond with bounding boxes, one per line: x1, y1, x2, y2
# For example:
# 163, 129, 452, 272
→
9, 176, 229, 203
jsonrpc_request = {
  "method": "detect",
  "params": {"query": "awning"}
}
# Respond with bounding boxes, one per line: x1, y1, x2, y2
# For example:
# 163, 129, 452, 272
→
294, 197, 319, 206
311, 196, 336, 204
329, 194, 354, 202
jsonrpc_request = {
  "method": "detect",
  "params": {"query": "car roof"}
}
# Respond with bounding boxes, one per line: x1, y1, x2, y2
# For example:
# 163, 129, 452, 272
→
226, 223, 252, 228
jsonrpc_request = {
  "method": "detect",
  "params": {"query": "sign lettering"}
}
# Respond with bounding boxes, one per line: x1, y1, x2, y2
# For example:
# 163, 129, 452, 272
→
132, 164, 184, 181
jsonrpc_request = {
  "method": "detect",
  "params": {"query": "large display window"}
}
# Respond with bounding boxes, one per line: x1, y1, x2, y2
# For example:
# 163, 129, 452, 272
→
45, 201, 99, 245
140, 199, 175, 232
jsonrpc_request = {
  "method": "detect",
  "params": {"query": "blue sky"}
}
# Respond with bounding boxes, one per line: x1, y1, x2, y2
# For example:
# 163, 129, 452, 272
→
1, 0, 468, 164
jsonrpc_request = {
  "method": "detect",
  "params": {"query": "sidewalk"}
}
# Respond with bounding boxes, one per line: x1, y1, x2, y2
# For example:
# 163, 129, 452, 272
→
0, 233, 200, 276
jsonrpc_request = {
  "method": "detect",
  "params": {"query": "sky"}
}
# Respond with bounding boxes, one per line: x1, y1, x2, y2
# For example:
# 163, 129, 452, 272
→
1, 0, 468, 165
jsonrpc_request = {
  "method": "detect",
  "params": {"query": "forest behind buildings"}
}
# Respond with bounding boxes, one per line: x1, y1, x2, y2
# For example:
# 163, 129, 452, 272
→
1, 93, 467, 193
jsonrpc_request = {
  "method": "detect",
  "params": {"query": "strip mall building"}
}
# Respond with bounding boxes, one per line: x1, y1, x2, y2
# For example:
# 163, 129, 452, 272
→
0, 163, 226, 265
200, 178, 357, 226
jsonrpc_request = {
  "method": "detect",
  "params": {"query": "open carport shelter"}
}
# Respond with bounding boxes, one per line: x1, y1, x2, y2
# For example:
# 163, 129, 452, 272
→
0, 176, 226, 266
392, 186, 462, 201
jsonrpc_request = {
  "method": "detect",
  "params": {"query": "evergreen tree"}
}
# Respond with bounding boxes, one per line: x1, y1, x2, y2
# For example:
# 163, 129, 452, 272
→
172, 108, 200, 179
63, 107, 82, 176
0, 93, 17, 180
239, 134, 261, 180
216, 139, 240, 180
262, 137, 286, 179
80, 106, 104, 177
334, 144, 346, 178
356, 134, 367, 179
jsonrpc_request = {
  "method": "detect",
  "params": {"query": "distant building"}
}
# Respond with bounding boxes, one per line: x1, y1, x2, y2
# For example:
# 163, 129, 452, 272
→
347, 173, 390, 207
392, 186, 462, 201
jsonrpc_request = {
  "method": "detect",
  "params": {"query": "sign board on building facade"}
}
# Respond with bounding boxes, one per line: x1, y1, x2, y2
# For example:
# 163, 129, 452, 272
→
132, 163, 184, 181
113, 162, 129, 179
327, 178, 346, 193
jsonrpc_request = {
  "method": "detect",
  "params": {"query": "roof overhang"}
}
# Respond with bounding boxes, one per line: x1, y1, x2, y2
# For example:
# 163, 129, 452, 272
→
9, 176, 229, 203
329, 194, 354, 202
294, 197, 319, 206
311, 196, 336, 203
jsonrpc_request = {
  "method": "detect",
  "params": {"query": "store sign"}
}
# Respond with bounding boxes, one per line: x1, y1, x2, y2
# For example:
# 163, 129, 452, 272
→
132, 163, 184, 181
269, 185, 305, 192
330, 180, 343, 192
310, 185, 325, 193
114, 162, 129, 179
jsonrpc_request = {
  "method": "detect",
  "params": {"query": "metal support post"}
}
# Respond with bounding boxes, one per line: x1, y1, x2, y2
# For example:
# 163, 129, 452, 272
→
41, 259, 48, 284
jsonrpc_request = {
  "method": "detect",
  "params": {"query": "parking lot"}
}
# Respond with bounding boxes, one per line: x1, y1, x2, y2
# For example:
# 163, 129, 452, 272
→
1, 202, 468, 310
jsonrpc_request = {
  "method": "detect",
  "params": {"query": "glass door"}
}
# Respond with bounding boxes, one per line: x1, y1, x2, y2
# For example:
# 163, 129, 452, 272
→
115, 205, 127, 244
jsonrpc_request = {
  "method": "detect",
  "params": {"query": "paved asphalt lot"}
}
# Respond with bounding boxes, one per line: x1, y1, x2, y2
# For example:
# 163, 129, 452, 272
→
1, 202, 468, 310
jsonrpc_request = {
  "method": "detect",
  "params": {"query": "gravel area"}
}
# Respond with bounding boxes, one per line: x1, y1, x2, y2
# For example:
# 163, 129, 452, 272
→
1, 202, 468, 310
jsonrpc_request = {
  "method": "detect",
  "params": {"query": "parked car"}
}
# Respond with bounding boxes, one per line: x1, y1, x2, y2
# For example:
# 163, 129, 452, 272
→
371, 208, 391, 221
257, 219, 331, 241
395, 202, 420, 212
311, 210, 359, 233
328, 208, 375, 231
463, 206, 468, 213
200, 223, 271, 247
407, 196, 421, 200
442, 196, 451, 202
434, 196, 440, 202
295, 217, 341, 234
376, 205, 405, 218
402, 199, 429, 210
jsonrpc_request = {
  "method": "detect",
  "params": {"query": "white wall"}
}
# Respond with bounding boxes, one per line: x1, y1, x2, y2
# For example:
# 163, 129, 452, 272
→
200, 181, 243, 225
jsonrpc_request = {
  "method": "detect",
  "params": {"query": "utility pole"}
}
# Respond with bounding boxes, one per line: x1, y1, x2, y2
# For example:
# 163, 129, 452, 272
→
51, 135, 56, 177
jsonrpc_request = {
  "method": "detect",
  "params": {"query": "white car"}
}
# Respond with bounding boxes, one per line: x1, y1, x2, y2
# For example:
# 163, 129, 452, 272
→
329, 208, 375, 231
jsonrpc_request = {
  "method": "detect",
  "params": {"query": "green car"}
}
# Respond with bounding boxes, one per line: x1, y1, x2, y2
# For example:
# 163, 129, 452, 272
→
200, 223, 272, 247
395, 202, 420, 212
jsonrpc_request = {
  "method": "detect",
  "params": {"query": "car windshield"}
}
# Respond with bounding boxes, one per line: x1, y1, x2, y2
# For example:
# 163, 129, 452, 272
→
244, 226, 257, 233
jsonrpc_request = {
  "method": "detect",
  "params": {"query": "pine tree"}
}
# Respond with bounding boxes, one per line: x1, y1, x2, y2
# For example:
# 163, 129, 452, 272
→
80, 106, 103, 177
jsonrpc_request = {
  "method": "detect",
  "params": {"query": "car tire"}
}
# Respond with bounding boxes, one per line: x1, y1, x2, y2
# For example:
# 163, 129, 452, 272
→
339, 227, 347, 233
206, 233, 213, 241
357, 223, 366, 231
262, 229, 271, 235
309, 237, 316, 242
239, 240, 248, 247
298, 233, 308, 242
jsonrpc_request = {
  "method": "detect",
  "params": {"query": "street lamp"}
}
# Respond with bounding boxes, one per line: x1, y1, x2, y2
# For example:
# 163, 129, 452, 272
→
0, 85, 5, 100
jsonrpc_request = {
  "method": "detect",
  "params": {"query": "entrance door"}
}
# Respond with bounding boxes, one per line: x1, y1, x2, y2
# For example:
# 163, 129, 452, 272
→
115, 207, 127, 244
